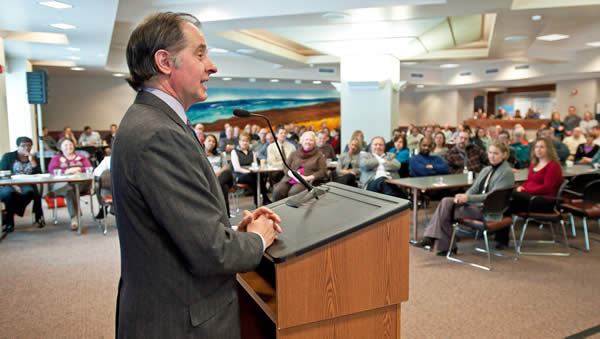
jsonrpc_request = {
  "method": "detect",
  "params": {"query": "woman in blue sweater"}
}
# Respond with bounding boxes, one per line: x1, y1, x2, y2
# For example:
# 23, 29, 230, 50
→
389, 134, 410, 177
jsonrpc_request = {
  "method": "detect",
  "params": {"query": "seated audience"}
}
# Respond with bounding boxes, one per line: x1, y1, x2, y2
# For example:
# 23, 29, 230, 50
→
574, 133, 599, 164
547, 111, 566, 140
406, 127, 423, 153
415, 142, 515, 254
219, 126, 237, 153
250, 124, 260, 141
78, 126, 102, 146
441, 124, 453, 142
472, 127, 488, 150
444, 131, 489, 174
233, 126, 241, 144
563, 127, 585, 159
231, 132, 270, 206
335, 138, 362, 187
431, 131, 448, 157
41, 127, 58, 153
330, 128, 341, 154
316, 130, 336, 160
593, 125, 600, 146
359, 137, 406, 198
385, 128, 402, 152
219, 123, 230, 139
513, 109, 523, 119
192, 123, 205, 145
250, 128, 267, 153
450, 124, 464, 143
257, 132, 274, 161
409, 137, 449, 177
563, 106, 581, 136
343, 130, 367, 153
497, 130, 519, 168
59, 126, 78, 147
104, 124, 118, 147
579, 111, 598, 134
267, 126, 297, 168
390, 134, 410, 177
204, 135, 234, 216
48, 138, 92, 230
92, 147, 112, 220
273, 131, 327, 201
510, 128, 530, 168
508, 138, 562, 217
0, 137, 45, 232
525, 108, 539, 119
539, 128, 569, 163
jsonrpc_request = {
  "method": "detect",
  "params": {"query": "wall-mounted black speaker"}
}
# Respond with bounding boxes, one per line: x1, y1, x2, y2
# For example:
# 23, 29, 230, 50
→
26, 71, 48, 104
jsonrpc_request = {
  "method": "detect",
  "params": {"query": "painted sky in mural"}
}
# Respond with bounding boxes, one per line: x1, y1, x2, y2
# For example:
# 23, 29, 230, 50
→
187, 88, 339, 124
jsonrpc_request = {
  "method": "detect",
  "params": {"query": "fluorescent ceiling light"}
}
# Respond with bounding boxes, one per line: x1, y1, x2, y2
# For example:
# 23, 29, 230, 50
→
66, 47, 80, 52
209, 48, 228, 53
536, 34, 569, 41
66, 56, 80, 60
504, 36, 528, 41
236, 49, 255, 54
402, 62, 417, 65
531, 15, 542, 21
113, 73, 125, 77
272, 63, 283, 69
50, 23, 76, 30
440, 64, 459, 68
585, 41, 600, 47
322, 12, 348, 19
294, 80, 302, 84
70, 67, 85, 71
39, 1, 72, 9
222, 77, 232, 81
416, 84, 425, 88
249, 78, 256, 82
270, 79, 279, 83
313, 81, 322, 84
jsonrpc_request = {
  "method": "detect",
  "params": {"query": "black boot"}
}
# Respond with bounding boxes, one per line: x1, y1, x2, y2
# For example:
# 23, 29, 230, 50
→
95, 209, 105, 220
414, 237, 435, 251
436, 248, 458, 256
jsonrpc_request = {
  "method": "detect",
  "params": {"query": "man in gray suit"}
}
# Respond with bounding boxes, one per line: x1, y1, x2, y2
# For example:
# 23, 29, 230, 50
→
112, 12, 282, 338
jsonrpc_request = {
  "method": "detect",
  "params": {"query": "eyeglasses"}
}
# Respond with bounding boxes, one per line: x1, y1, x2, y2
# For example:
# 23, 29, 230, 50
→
18, 143, 32, 148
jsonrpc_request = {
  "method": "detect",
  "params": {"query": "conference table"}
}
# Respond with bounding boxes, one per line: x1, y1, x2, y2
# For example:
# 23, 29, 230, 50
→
0, 173, 94, 235
388, 164, 599, 243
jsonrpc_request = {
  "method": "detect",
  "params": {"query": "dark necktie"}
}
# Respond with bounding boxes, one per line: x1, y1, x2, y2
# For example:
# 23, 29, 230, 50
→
186, 119, 204, 150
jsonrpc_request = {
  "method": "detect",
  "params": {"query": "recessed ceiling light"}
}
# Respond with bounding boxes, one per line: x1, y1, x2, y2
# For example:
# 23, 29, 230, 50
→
402, 62, 417, 65
531, 15, 542, 21
222, 77, 232, 81
322, 12, 348, 19
249, 78, 256, 82
50, 23, 76, 30
270, 79, 279, 83
66, 56, 80, 60
39, 1, 72, 9
209, 48, 228, 53
536, 34, 569, 41
66, 47, 80, 52
236, 49, 255, 54
272, 63, 283, 69
440, 64, 459, 68
585, 41, 600, 47
504, 36, 528, 41
313, 81, 322, 84
70, 67, 85, 71
416, 84, 425, 88
295, 80, 302, 84
113, 73, 125, 77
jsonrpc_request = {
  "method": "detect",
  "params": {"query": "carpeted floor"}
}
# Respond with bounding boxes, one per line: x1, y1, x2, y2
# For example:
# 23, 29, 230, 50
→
1, 197, 600, 338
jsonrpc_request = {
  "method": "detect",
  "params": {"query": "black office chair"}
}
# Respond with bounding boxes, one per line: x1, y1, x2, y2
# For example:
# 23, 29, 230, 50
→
560, 179, 600, 251
447, 188, 517, 271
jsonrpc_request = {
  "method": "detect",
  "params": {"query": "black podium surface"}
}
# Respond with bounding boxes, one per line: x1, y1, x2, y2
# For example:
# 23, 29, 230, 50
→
235, 182, 410, 263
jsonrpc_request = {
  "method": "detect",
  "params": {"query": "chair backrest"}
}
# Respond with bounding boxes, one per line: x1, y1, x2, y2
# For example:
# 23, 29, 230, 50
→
567, 173, 600, 195
98, 169, 111, 191
555, 179, 570, 207
482, 188, 513, 215
583, 179, 600, 205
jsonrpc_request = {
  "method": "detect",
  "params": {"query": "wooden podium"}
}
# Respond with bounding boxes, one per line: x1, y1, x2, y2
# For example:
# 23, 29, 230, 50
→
237, 182, 410, 338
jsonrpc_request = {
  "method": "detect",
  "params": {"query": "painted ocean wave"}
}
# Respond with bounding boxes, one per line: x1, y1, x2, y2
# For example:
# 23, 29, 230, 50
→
187, 97, 339, 123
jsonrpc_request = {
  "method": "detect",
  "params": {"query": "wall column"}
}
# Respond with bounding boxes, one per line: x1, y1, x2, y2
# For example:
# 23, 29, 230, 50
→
0, 38, 10, 154
6, 57, 36, 152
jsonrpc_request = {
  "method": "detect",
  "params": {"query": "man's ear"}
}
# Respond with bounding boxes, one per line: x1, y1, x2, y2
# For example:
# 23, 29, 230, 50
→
154, 49, 173, 75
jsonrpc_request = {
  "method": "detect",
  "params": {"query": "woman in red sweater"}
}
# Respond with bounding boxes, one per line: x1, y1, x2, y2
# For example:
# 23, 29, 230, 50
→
510, 138, 562, 213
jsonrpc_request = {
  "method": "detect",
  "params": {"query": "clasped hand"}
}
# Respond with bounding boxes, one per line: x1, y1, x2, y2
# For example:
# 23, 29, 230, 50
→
237, 207, 282, 248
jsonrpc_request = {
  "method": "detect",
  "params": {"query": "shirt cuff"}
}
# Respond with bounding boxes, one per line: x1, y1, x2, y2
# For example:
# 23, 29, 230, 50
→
250, 231, 266, 252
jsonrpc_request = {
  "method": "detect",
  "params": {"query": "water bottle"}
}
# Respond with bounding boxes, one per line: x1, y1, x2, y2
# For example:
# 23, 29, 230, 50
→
463, 166, 468, 174
467, 171, 473, 184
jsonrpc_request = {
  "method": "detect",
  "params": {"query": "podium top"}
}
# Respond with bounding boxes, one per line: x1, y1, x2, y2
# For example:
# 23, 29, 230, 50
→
260, 182, 409, 263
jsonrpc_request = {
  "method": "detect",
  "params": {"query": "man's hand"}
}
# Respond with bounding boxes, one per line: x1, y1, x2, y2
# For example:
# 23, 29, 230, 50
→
454, 193, 467, 204
11, 185, 21, 193
516, 186, 524, 192
425, 164, 433, 169
237, 207, 282, 248
225, 144, 234, 152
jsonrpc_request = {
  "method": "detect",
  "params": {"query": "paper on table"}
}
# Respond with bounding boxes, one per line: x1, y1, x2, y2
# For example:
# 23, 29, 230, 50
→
432, 182, 448, 187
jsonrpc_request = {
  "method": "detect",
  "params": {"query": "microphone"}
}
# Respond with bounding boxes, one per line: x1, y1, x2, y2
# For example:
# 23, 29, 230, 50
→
233, 108, 326, 207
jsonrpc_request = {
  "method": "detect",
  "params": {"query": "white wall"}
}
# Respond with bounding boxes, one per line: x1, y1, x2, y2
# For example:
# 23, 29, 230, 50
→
43, 74, 136, 131
395, 88, 417, 128
555, 78, 598, 116
0, 38, 9, 154
6, 58, 36, 151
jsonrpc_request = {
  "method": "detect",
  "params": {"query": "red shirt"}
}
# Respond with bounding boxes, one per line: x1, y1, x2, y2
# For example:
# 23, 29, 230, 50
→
522, 161, 562, 199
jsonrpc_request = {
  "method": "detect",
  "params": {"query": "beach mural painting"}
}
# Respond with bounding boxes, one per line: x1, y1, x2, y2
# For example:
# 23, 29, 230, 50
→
186, 88, 340, 131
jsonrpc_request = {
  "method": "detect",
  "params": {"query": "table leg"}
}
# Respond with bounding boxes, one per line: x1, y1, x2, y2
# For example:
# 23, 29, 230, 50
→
256, 172, 261, 207
75, 183, 82, 235
410, 188, 419, 244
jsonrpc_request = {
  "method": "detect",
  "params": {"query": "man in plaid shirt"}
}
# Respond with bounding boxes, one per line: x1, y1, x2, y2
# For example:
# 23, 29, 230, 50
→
444, 131, 489, 173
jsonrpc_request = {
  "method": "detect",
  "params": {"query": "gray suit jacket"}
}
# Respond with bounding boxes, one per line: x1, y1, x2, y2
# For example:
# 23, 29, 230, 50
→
358, 152, 401, 189
112, 91, 263, 338
465, 160, 515, 221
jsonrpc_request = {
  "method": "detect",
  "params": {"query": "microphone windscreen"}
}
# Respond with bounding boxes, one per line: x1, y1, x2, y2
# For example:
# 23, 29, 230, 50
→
233, 108, 250, 117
